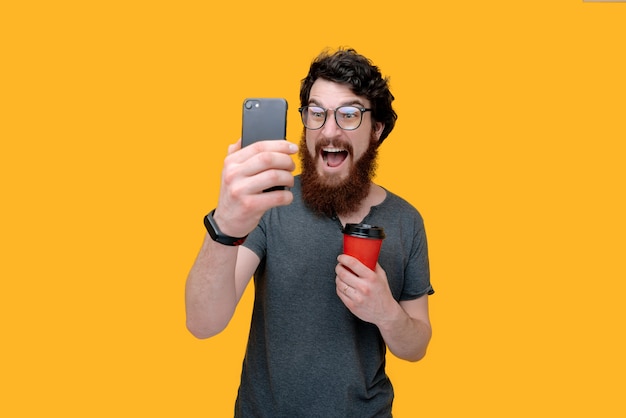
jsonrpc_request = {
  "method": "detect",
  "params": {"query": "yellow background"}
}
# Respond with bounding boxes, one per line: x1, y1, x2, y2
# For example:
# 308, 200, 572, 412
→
2, 1, 625, 416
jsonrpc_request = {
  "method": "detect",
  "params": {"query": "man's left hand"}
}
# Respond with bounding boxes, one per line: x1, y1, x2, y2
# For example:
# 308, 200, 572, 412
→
335, 254, 398, 325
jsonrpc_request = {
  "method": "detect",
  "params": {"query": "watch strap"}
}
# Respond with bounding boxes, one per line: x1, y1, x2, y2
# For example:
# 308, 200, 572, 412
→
204, 209, 247, 246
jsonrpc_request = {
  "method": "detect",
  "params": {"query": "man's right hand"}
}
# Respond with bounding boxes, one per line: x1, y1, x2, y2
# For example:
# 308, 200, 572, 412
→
212, 138, 298, 238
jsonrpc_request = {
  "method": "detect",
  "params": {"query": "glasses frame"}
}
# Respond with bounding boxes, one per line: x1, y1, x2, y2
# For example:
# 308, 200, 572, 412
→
298, 105, 372, 131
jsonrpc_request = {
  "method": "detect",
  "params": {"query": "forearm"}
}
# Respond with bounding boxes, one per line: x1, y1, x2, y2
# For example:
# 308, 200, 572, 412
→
185, 139, 296, 339
377, 302, 432, 362
185, 234, 239, 339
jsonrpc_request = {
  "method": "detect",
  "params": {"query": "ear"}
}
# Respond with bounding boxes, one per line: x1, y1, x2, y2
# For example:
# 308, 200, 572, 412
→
373, 122, 385, 142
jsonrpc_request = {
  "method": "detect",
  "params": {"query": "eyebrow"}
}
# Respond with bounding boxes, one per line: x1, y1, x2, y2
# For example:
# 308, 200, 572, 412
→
307, 99, 367, 108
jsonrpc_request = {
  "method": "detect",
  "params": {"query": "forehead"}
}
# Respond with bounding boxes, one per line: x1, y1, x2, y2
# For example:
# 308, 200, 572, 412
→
308, 79, 370, 107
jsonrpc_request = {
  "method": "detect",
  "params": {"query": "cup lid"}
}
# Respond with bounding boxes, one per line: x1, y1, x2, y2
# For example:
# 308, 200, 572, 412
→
342, 223, 386, 239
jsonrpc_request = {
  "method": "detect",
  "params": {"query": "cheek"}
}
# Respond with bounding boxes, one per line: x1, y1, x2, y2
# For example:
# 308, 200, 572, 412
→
305, 133, 318, 156
349, 134, 370, 160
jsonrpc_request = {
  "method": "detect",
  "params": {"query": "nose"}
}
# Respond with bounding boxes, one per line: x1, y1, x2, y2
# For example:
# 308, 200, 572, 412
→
320, 110, 343, 136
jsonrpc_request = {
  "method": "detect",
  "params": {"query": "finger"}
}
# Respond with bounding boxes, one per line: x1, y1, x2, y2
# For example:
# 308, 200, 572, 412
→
337, 254, 371, 278
222, 152, 296, 195
246, 187, 295, 210
335, 274, 357, 296
227, 138, 243, 155
336, 281, 352, 300
243, 151, 297, 176
342, 284, 351, 296
232, 140, 299, 164
245, 169, 296, 194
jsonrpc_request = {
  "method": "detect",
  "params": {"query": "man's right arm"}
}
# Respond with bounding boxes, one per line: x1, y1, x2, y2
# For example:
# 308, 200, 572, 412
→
184, 139, 298, 339
185, 232, 259, 339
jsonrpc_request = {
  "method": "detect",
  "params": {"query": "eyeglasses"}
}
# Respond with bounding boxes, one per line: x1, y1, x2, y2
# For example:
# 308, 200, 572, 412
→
298, 105, 372, 131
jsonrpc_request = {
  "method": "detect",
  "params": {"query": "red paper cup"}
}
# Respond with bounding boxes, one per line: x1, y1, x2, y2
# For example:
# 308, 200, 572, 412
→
342, 223, 385, 271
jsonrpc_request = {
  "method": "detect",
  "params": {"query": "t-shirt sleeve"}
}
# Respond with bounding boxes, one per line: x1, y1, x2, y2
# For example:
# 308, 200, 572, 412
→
399, 213, 435, 301
242, 215, 267, 262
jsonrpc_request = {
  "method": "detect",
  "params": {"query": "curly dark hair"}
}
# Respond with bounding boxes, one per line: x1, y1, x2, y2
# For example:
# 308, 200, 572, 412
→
299, 48, 397, 145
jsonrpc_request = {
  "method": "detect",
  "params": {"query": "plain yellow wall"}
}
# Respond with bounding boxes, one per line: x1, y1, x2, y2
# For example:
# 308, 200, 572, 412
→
2, 1, 625, 416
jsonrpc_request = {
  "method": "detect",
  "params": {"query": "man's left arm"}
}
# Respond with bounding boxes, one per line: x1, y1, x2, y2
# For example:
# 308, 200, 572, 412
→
336, 255, 432, 362
378, 296, 432, 362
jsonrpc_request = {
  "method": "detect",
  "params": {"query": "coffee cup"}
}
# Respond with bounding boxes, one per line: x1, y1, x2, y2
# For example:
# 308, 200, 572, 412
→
342, 223, 386, 271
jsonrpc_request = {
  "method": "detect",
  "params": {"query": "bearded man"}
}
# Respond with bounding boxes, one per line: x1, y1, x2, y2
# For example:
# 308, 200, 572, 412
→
186, 48, 434, 418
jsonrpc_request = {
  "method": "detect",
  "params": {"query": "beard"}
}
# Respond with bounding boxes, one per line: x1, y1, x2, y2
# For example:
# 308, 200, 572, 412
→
299, 130, 379, 218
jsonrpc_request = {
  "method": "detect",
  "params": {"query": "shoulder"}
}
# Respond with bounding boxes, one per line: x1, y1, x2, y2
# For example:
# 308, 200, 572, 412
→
379, 187, 424, 220
369, 187, 427, 240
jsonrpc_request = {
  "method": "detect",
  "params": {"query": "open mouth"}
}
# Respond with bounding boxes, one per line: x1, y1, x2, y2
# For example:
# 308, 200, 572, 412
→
322, 147, 349, 168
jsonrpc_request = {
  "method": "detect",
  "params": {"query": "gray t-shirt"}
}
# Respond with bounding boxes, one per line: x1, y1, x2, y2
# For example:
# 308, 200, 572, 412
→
236, 176, 433, 417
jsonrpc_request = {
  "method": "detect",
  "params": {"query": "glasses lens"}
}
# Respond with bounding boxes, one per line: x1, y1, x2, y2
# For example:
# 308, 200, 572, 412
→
302, 106, 326, 129
336, 106, 362, 130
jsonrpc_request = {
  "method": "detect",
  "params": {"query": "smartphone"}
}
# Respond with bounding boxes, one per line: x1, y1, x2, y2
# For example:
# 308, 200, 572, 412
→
241, 98, 288, 147
241, 98, 289, 192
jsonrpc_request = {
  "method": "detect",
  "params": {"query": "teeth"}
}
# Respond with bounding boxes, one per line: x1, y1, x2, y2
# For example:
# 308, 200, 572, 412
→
323, 147, 345, 153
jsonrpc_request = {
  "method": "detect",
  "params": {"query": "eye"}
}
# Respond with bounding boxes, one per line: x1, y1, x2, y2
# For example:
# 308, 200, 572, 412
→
337, 106, 360, 119
308, 106, 325, 119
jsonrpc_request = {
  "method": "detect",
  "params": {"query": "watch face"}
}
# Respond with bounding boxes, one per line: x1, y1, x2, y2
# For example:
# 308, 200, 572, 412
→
204, 213, 218, 239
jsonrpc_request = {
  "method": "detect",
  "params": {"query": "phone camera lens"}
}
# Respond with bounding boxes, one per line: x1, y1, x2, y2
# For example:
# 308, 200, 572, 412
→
245, 101, 253, 109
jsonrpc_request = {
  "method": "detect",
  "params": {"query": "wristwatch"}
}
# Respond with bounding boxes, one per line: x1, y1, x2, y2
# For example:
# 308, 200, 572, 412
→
203, 209, 247, 246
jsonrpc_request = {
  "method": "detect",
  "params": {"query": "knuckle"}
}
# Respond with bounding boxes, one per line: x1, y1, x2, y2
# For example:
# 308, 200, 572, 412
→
244, 141, 261, 155
284, 174, 295, 187
229, 182, 245, 199
257, 151, 274, 166
222, 169, 236, 187
271, 170, 291, 187
265, 169, 280, 183
239, 197, 257, 214
276, 191, 293, 206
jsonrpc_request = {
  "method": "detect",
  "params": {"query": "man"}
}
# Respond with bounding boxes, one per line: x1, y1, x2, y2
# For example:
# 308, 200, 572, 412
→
186, 48, 434, 417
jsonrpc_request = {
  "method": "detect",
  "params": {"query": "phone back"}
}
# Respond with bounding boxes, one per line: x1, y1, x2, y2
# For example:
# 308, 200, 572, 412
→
241, 98, 288, 147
